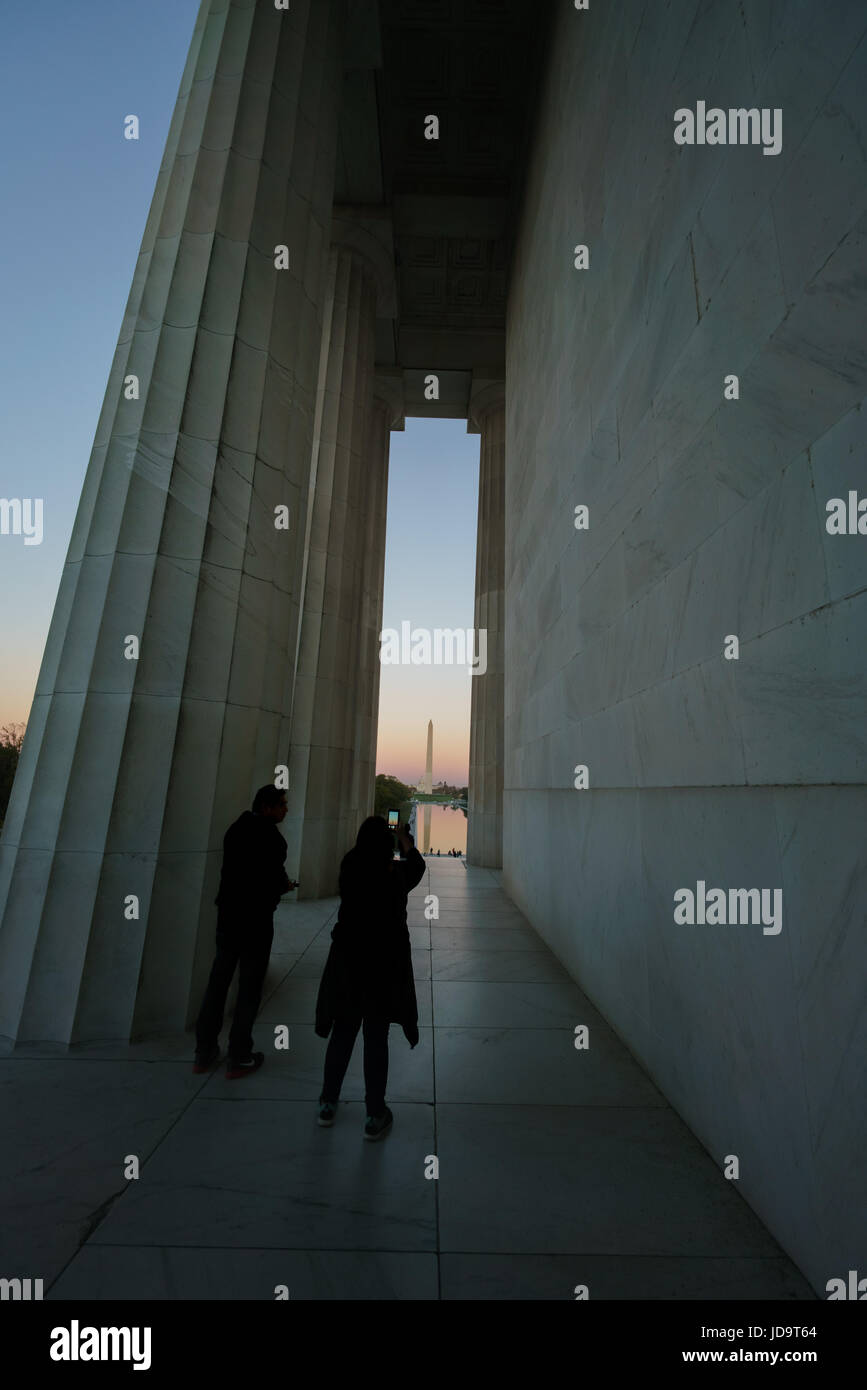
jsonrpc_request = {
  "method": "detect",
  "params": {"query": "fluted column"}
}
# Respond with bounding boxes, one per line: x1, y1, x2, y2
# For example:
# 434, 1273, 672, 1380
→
0, 0, 347, 1044
285, 246, 377, 897
467, 385, 505, 868
351, 396, 392, 824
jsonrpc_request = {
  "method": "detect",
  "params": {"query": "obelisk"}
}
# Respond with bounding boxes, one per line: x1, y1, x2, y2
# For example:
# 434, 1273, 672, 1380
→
422, 719, 433, 853
424, 719, 433, 793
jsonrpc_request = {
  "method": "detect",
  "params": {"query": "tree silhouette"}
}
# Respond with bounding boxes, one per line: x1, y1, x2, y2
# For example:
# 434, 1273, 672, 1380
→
0, 723, 25, 829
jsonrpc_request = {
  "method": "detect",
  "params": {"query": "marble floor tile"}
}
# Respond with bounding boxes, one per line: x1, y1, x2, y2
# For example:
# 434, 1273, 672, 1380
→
433, 1027, 667, 1107
421, 908, 530, 929
431, 949, 571, 983
51, 1246, 439, 1300
281, 947, 333, 979
90, 1099, 437, 1252
274, 922, 333, 953
260, 953, 302, 996
432, 980, 599, 1028
428, 890, 508, 902
439, 1253, 814, 1300
411, 949, 431, 980
430, 925, 544, 951
277, 898, 339, 926
435, 1104, 783, 1257
0, 1061, 207, 1285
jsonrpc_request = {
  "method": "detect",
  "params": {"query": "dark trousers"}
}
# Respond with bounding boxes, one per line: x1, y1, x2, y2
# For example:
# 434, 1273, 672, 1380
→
321, 1015, 390, 1116
195, 908, 274, 1060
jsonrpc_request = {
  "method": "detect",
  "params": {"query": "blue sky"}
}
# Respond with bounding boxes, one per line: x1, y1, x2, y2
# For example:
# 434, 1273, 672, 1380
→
0, 1, 479, 782
0, 0, 200, 722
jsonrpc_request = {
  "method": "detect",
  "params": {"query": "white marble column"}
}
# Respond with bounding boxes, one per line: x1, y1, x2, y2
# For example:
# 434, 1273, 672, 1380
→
467, 384, 505, 868
284, 211, 397, 897
0, 0, 347, 1044
351, 395, 392, 829
285, 246, 378, 897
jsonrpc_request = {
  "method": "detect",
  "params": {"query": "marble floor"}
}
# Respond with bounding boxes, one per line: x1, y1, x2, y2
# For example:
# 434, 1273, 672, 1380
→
1, 859, 814, 1300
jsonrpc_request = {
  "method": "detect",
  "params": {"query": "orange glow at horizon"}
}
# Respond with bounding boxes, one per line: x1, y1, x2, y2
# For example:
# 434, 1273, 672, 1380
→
375, 658, 471, 787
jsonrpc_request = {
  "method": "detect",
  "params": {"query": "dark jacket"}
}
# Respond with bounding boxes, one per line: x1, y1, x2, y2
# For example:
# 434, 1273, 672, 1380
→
214, 811, 290, 916
315, 843, 426, 1046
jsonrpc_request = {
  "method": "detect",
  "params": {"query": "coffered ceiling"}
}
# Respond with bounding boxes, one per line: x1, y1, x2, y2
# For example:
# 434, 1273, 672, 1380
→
335, 0, 554, 417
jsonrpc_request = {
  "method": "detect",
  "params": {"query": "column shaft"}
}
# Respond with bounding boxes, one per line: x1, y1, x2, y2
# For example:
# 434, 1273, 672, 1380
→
286, 247, 377, 897
352, 398, 391, 827
467, 402, 505, 868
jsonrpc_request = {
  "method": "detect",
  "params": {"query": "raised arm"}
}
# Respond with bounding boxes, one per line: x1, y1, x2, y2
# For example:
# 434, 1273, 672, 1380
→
396, 824, 426, 893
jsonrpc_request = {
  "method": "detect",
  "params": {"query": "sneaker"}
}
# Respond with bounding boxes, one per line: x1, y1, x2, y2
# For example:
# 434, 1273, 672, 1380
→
363, 1106, 393, 1141
192, 1046, 220, 1074
225, 1051, 264, 1080
317, 1100, 338, 1127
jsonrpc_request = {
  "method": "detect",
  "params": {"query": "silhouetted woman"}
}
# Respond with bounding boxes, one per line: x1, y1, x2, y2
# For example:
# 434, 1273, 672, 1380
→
314, 816, 425, 1140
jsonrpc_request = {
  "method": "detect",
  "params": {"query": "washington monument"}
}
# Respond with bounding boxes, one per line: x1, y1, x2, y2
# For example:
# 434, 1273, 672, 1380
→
420, 720, 433, 795
419, 720, 433, 854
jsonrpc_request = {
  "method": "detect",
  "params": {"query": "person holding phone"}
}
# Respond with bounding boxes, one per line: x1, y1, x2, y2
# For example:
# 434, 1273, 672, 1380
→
314, 816, 425, 1139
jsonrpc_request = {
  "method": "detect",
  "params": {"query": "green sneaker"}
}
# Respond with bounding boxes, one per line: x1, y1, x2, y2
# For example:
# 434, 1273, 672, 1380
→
318, 1100, 337, 1127
363, 1106, 393, 1141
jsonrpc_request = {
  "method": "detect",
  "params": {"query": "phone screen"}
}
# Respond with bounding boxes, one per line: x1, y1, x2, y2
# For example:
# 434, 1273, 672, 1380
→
387, 809, 399, 829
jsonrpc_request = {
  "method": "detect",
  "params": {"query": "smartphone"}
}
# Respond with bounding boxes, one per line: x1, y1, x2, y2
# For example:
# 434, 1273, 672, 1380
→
387, 809, 400, 829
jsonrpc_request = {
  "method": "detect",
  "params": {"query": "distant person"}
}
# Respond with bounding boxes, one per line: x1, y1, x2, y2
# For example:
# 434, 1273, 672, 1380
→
193, 784, 297, 1079
315, 817, 425, 1140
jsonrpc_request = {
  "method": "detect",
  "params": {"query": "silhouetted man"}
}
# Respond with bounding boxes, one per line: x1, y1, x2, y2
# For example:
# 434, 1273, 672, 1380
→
193, 784, 297, 1079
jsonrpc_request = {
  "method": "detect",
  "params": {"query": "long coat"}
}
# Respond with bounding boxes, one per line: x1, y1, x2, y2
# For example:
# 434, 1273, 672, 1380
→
315, 846, 426, 1047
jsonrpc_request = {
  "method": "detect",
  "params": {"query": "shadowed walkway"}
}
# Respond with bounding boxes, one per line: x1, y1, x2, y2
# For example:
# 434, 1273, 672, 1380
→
1, 860, 813, 1299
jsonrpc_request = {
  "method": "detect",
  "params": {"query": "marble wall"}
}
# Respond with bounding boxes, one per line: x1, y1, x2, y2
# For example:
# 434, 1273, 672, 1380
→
504, 0, 867, 1293
468, 397, 506, 868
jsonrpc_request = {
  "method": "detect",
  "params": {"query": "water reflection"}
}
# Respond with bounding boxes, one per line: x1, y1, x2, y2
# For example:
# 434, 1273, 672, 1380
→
411, 800, 467, 855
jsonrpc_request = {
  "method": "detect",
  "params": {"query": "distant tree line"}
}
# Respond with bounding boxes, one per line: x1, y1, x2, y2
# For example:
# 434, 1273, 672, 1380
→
374, 774, 414, 824
431, 781, 468, 799
418, 781, 468, 801
0, 724, 25, 829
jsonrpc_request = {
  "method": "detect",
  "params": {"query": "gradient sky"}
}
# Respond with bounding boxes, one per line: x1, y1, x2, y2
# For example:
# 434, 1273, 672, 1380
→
0, 2, 479, 785
376, 418, 479, 789
0, 0, 200, 725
